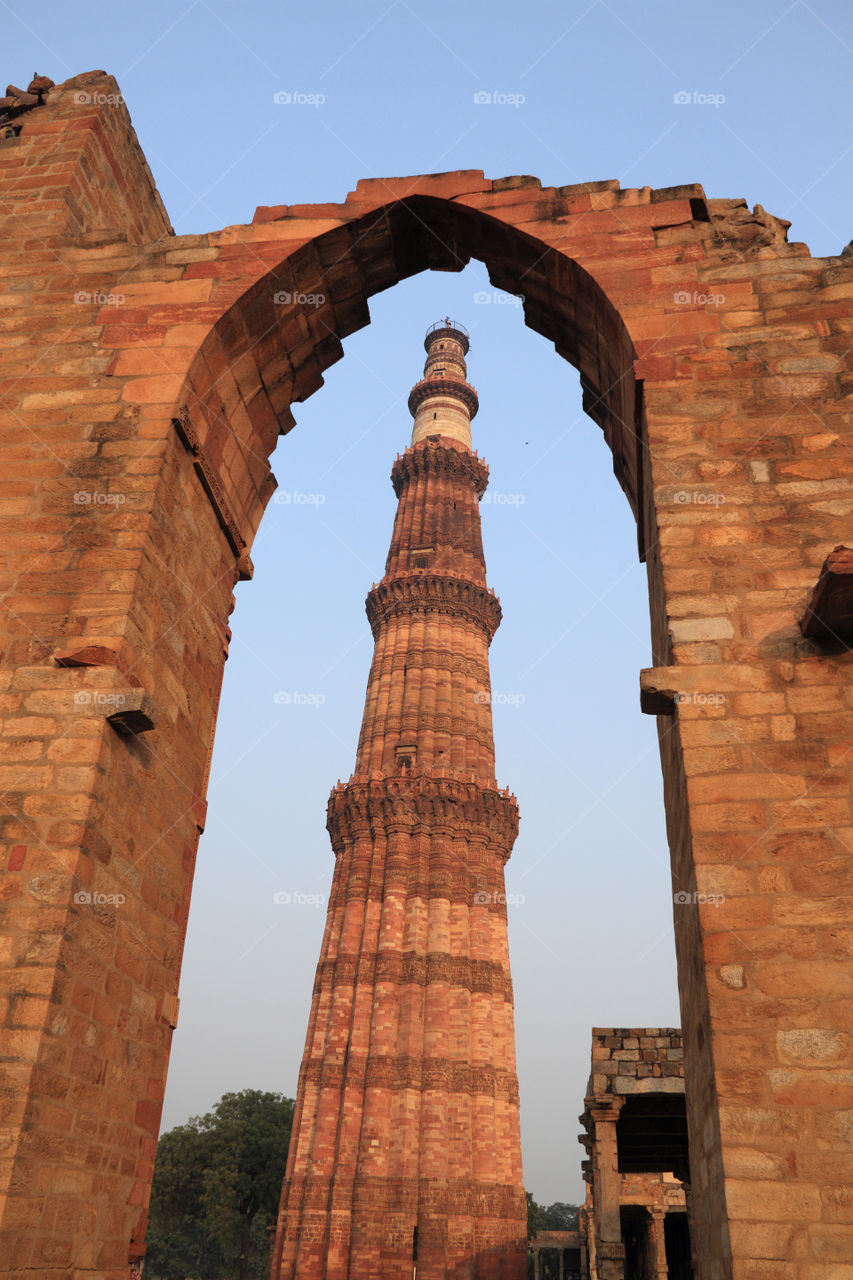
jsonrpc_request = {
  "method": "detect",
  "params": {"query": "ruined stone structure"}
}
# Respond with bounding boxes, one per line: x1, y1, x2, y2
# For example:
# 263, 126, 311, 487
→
579, 1030, 693, 1280
269, 322, 527, 1277
529, 1229, 585, 1280
1, 68, 853, 1279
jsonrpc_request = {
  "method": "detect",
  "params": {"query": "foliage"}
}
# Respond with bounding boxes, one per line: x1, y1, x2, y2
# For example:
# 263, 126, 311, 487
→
526, 1190, 539, 1241
526, 1199, 583, 1279
536, 1200, 580, 1231
144, 1089, 294, 1280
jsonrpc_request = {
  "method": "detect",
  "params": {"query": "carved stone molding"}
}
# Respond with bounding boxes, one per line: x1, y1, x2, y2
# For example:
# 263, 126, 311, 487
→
326, 774, 519, 852
366, 573, 502, 641
313, 951, 515, 1001
391, 437, 489, 497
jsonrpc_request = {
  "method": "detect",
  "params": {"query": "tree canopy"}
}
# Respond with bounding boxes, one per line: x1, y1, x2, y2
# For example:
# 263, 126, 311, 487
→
526, 1197, 582, 1279
144, 1089, 294, 1280
535, 1200, 580, 1231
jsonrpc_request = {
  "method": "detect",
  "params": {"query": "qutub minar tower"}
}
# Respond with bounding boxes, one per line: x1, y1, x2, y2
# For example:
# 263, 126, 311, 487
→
271, 321, 527, 1279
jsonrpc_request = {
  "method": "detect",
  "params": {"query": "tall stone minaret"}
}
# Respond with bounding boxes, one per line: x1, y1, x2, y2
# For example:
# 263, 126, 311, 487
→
271, 321, 527, 1280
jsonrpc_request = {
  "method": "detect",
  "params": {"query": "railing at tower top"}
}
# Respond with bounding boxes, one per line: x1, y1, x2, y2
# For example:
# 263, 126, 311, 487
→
425, 319, 469, 339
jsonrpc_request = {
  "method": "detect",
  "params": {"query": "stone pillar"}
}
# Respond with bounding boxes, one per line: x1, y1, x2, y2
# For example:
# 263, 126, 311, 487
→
590, 1100, 626, 1280
534, 1246, 541, 1280
648, 1209, 668, 1280
559, 1246, 566, 1280
675, 1180, 698, 1280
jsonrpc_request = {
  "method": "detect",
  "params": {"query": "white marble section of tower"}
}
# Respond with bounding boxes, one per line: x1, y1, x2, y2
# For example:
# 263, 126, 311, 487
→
408, 318, 479, 448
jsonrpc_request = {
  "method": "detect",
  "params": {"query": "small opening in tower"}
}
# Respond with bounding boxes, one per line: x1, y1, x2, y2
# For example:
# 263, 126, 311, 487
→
395, 744, 416, 772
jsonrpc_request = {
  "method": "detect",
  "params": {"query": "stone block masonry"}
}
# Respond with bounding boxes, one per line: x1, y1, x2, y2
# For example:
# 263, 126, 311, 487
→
0, 67, 852, 1279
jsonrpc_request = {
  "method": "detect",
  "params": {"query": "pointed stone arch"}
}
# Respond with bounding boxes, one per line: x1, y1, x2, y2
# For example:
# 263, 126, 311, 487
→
1, 72, 852, 1279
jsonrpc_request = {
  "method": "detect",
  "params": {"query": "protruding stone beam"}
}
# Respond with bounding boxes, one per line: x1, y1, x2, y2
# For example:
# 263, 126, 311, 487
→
800, 544, 853, 645
639, 663, 768, 716
640, 669, 678, 716
52, 643, 157, 734
106, 690, 156, 736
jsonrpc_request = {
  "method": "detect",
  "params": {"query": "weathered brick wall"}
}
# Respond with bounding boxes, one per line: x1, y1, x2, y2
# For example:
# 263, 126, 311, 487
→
588, 1028, 685, 1095
1, 68, 852, 1279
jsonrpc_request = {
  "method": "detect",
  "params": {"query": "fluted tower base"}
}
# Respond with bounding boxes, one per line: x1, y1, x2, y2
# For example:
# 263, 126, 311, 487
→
272, 777, 526, 1279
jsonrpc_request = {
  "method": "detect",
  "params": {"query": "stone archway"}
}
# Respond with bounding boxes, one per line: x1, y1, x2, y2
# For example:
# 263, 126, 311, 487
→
1, 70, 852, 1279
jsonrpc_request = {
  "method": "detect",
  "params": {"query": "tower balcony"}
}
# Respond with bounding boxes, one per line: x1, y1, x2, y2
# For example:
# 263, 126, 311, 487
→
407, 376, 479, 420
424, 318, 470, 354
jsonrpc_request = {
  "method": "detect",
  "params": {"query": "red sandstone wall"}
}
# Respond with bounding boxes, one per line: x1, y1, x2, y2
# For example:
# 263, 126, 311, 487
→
0, 69, 852, 1279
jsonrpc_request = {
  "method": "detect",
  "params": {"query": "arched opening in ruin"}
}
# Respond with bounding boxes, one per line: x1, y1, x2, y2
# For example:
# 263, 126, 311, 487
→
165, 274, 680, 1190
163, 196, 693, 1249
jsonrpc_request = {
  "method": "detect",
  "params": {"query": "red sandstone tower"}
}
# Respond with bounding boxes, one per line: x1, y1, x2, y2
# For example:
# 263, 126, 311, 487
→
271, 320, 527, 1280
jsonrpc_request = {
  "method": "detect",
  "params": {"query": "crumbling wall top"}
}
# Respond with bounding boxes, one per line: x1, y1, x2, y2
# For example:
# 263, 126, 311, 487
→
587, 1026, 684, 1100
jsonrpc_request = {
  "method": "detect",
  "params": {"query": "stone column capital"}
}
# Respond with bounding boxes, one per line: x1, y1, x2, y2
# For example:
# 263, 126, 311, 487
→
587, 1096, 626, 1125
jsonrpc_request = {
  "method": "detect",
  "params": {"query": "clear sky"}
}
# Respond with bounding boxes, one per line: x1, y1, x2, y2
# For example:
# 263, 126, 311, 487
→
6, 0, 852, 1205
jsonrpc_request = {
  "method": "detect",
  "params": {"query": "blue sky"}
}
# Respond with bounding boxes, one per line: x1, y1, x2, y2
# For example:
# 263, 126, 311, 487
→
6, 0, 852, 1204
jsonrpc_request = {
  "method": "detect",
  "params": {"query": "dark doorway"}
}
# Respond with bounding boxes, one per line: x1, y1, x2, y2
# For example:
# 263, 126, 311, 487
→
665, 1212, 692, 1280
621, 1206, 650, 1280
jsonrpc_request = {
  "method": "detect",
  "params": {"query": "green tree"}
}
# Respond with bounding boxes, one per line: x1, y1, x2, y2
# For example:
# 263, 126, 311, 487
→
527, 1200, 583, 1279
145, 1089, 294, 1280
144, 1120, 223, 1280
526, 1190, 540, 1242
536, 1200, 580, 1231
